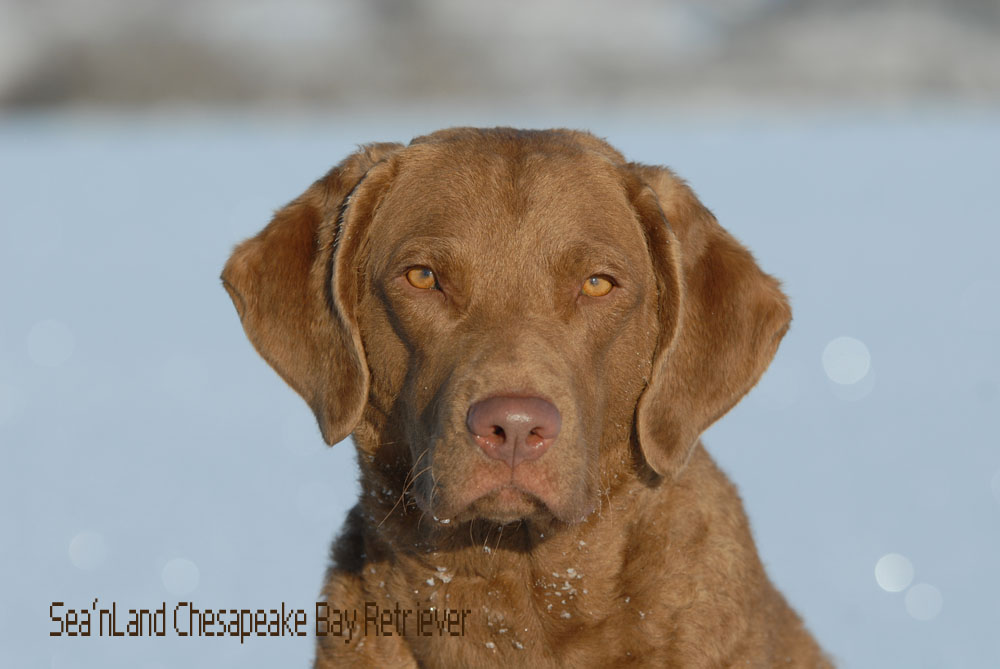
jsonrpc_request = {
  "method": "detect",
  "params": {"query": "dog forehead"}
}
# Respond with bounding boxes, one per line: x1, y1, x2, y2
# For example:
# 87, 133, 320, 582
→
371, 139, 642, 256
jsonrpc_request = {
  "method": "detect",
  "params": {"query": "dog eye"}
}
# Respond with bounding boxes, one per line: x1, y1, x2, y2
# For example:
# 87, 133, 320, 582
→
581, 275, 614, 297
405, 266, 439, 290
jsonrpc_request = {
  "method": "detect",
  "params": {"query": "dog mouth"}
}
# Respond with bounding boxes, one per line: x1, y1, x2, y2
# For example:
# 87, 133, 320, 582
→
416, 479, 549, 525
418, 467, 592, 526
465, 484, 547, 524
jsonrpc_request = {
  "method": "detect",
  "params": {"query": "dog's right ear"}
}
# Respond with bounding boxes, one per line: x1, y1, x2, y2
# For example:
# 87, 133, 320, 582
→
221, 143, 403, 445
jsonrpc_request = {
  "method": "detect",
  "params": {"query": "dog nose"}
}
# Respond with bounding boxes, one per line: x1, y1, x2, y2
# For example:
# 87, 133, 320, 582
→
466, 396, 561, 467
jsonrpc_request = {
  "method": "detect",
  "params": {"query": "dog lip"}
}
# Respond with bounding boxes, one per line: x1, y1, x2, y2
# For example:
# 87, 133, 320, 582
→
474, 481, 533, 503
493, 483, 532, 501
472, 484, 543, 518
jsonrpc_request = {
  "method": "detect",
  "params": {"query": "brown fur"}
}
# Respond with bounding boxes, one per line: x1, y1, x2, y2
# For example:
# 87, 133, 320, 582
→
222, 127, 831, 667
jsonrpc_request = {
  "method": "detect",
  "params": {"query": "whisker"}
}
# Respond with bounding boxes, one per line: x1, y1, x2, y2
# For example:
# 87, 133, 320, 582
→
378, 462, 433, 528
492, 523, 504, 559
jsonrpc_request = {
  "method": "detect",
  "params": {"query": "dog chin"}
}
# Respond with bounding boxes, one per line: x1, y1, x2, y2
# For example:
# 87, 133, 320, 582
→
466, 486, 547, 524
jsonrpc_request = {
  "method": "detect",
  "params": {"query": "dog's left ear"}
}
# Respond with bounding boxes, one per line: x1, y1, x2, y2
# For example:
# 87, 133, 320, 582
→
626, 164, 792, 478
221, 143, 403, 445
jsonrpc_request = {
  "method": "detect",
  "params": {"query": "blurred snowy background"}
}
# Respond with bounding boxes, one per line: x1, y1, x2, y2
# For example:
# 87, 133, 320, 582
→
1, 1, 998, 667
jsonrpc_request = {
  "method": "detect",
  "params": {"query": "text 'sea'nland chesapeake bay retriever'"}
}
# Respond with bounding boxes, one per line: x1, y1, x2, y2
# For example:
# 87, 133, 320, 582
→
222, 127, 831, 667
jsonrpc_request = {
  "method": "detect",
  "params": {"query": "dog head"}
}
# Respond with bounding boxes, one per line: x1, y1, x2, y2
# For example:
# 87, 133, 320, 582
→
222, 128, 790, 529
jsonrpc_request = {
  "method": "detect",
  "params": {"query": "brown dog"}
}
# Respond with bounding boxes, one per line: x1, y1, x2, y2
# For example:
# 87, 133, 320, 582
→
222, 127, 831, 667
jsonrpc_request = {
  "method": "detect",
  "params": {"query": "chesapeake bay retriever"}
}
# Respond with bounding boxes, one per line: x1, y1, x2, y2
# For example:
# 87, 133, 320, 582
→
222, 127, 831, 667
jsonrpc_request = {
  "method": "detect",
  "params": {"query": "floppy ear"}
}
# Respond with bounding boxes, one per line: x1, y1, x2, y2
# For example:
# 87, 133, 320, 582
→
221, 143, 403, 445
628, 164, 792, 478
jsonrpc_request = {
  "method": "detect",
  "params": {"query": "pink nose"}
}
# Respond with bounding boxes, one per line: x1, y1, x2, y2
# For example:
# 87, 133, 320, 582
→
466, 396, 561, 468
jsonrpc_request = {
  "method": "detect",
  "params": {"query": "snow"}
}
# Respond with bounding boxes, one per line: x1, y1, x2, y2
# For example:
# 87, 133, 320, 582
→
1, 110, 998, 667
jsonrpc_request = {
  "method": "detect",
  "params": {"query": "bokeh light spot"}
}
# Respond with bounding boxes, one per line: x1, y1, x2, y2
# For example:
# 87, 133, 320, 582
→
875, 553, 914, 592
161, 557, 200, 595
69, 531, 108, 570
822, 336, 871, 385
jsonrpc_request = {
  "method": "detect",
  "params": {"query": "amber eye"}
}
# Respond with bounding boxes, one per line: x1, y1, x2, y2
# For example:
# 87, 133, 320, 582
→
405, 266, 438, 290
581, 275, 614, 297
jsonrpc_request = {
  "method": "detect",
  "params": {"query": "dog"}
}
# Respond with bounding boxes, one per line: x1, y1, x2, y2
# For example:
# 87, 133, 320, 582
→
222, 127, 831, 667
